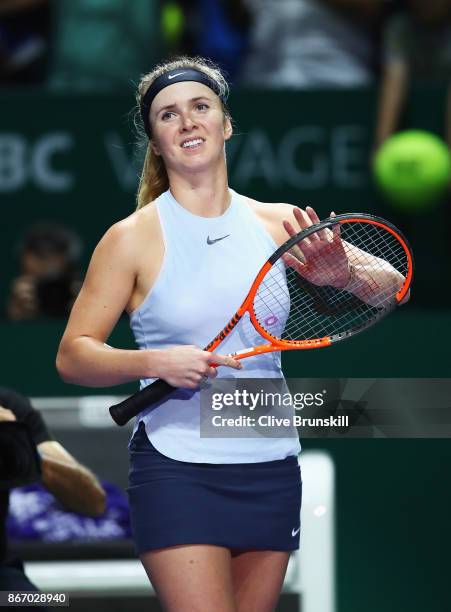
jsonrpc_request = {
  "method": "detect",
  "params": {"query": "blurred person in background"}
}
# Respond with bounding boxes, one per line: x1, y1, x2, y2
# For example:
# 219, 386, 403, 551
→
6, 222, 82, 321
173, 0, 251, 80
374, 0, 451, 149
0, 0, 51, 86
238, 0, 385, 88
0, 387, 106, 597
48, 0, 160, 91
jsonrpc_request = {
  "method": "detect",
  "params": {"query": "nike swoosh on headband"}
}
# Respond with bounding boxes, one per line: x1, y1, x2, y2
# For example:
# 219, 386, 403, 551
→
140, 68, 226, 138
206, 234, 230, 245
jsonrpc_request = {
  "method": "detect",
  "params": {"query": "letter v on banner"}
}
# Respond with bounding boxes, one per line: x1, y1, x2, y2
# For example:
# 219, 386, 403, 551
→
104, 132, 138, 191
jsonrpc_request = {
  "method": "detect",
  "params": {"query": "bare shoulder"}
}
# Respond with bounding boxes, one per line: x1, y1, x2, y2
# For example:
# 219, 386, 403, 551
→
95, 203, 161, 262
246, 197, 297, 221
245, 197, 301, 246
60, 201, 163, 341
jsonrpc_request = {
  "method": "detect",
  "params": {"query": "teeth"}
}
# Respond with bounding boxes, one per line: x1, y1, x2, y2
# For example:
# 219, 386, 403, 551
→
182, 139, 203, 148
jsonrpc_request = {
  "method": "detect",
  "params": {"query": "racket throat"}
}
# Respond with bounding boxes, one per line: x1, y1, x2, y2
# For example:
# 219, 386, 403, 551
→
228, 345, 280, 359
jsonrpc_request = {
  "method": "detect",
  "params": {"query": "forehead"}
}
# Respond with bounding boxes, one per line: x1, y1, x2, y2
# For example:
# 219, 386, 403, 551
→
151, 81, 217, 114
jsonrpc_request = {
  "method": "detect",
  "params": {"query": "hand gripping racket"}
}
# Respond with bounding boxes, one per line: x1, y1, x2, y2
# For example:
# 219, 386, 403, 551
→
110, 213, 413, 425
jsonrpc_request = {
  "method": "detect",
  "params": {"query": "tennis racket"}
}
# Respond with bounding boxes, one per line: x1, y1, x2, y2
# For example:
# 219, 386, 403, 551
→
110, 213, 413, 426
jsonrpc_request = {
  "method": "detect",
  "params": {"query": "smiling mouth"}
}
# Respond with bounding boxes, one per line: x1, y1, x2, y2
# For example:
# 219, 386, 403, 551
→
181, 138, 204, 149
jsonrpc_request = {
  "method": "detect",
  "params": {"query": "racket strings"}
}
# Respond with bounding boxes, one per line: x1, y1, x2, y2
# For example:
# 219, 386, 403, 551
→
252, 222, 409, 342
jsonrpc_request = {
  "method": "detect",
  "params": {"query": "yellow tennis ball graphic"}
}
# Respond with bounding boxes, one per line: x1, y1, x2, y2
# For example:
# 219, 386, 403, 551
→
374, 130, 451, 210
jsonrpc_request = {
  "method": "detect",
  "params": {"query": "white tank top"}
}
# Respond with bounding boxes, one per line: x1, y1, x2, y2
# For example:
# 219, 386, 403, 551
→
129, 188, 301, 463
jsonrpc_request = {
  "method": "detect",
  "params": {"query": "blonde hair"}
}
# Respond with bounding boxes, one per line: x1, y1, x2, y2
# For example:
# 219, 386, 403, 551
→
135, 56, 231, 210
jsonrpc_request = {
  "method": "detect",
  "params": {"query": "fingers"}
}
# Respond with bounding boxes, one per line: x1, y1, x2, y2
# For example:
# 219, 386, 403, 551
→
291, 206, 330, 244
283, 219, 308, 262
282, 218, 297, 238
330, 211, 342, 242
160, 346, 241, 389
208, 353, 243, 370
292, 206, 312, 230
306, 205, 320, 224
282, 252, 306, 274
306, 206, 328, 241
293, 206, 322, 243
196, 366, 218, 388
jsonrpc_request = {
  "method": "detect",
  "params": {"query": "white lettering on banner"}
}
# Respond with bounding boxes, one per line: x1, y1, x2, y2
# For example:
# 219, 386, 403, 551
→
229, 125, 366, 190
0, 135, 27, 191
104, 132, 139, 190
32, 133, 74, 191
279, 127, 328, 189
0, 126, 367, 194
0, 132, 74, 192
332, 126, 366, 187
232, 129, 280, 188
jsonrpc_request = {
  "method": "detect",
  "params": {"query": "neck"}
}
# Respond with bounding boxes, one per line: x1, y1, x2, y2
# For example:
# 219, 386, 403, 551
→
167, 159, 231, 217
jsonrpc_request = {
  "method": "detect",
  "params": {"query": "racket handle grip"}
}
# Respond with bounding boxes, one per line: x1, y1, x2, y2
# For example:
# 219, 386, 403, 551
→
109, 379, 175, 426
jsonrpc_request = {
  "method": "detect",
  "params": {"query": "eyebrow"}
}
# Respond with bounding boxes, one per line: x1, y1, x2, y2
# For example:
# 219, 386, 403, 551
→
155, 96, 213, 116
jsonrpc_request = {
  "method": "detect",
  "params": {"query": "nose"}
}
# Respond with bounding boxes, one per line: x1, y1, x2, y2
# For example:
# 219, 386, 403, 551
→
180, 111, 196, 132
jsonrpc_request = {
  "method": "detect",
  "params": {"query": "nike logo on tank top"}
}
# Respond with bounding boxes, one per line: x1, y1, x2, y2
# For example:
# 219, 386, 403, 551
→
129, 189, 301, 463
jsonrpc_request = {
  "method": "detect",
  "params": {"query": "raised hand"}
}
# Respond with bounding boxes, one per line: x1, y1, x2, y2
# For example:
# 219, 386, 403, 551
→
282, 207, 351, 289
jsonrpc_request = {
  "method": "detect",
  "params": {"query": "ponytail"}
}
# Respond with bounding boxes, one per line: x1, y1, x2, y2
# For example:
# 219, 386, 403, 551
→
136, 144, 169, 210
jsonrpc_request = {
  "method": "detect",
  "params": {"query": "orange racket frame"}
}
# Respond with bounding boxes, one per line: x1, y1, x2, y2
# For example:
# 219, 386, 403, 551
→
109, 213, 413, 425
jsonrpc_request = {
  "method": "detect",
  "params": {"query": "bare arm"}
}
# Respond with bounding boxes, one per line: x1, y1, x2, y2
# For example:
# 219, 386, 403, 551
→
0, 407, 105, 516
374, 60, 409, 149
37, 441, 106, 516
56, 220, 156, 387
56, 216, 241, 389
341, 242, 408, 306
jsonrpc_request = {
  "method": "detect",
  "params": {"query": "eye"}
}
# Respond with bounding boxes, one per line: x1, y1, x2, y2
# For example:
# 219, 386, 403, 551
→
161, 111, 175, 121
195, 102, 209, 111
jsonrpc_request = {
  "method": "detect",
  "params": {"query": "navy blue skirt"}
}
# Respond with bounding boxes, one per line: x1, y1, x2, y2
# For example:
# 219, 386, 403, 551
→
127, 421, 302, 555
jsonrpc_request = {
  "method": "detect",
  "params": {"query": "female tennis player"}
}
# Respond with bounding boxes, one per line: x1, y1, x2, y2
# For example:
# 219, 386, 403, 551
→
56, 56, 402, 611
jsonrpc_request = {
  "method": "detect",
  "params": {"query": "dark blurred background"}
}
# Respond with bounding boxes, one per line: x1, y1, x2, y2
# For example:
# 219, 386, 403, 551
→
1, 1, 450, 611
